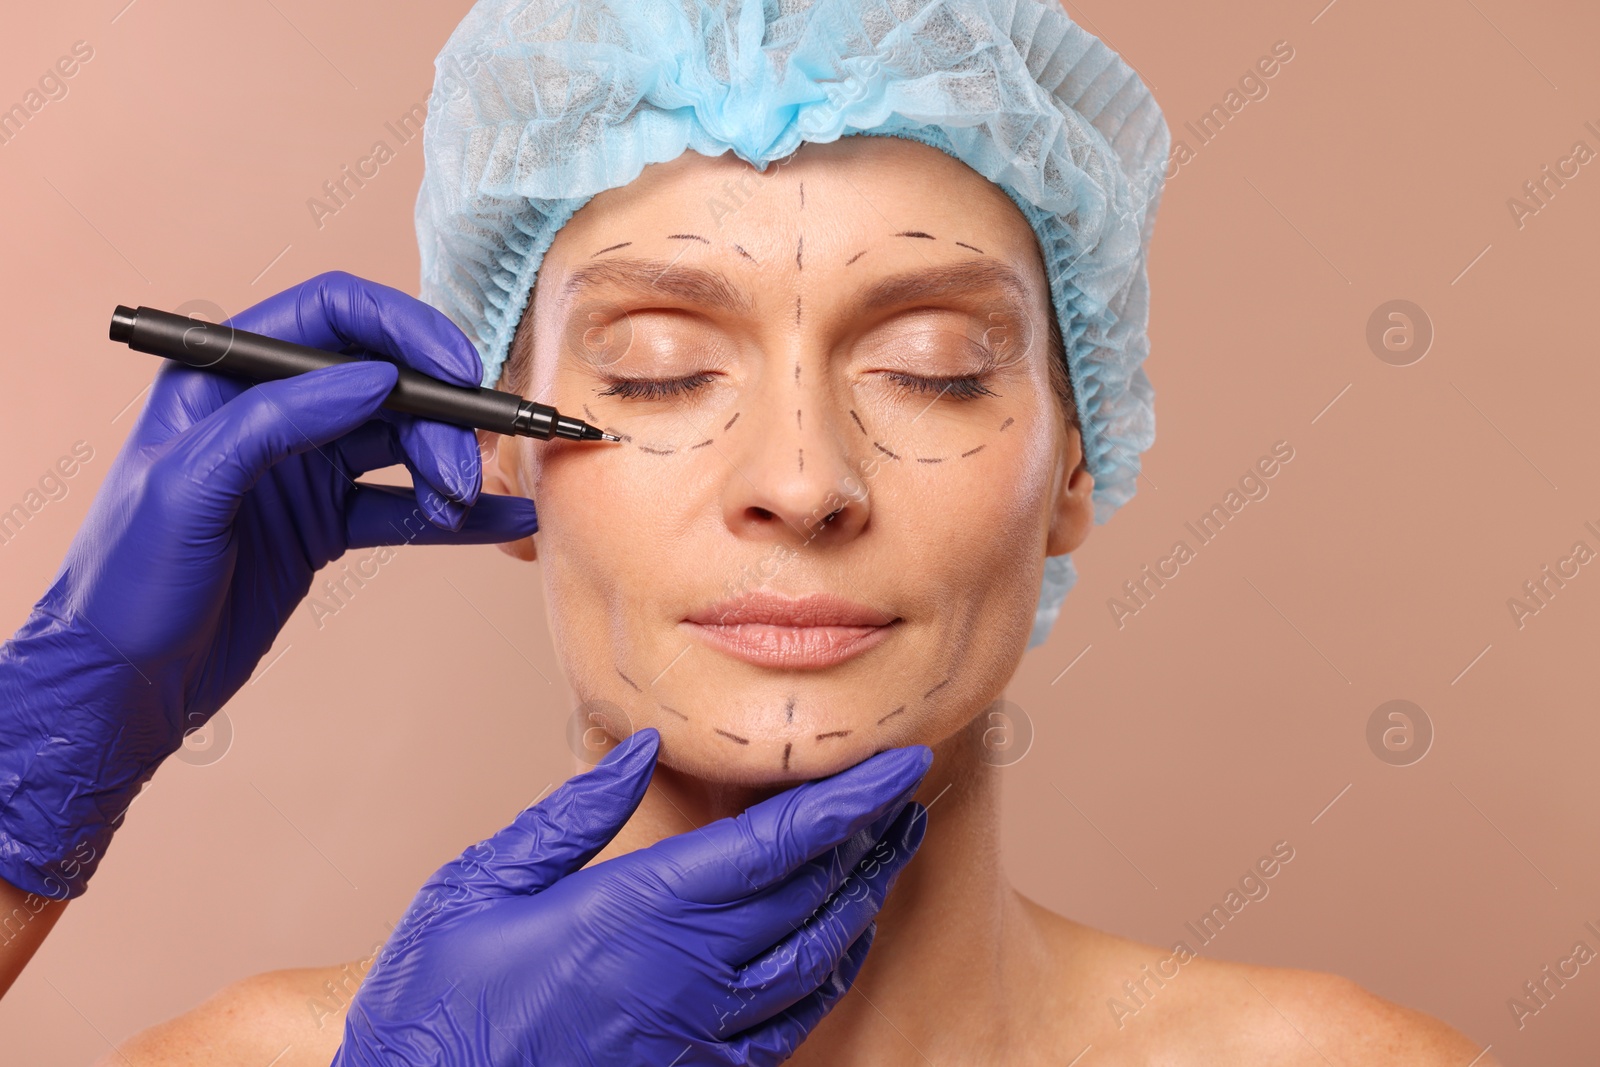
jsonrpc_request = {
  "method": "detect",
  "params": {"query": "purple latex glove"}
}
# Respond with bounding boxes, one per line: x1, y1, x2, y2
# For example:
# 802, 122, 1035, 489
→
0, 271, 538, 899
334, 731, 931, 1067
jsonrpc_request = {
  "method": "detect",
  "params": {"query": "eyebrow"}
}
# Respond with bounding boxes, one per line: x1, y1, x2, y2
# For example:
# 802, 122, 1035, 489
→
847, 258, 1032, 322
563, 257, 753, 314
561, 255, 1033, 320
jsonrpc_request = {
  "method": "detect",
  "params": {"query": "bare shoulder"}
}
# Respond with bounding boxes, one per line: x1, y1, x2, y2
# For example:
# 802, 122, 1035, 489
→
1019, 896, 1496, 1067
94, 963, 360, 1067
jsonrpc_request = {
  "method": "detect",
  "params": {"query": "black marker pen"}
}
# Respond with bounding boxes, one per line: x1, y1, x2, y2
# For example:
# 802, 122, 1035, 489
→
108, 304, 621, 443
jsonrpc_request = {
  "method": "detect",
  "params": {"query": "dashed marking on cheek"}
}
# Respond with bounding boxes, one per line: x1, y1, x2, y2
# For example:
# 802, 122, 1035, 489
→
796, 234, 803, 271
960, 444, 985, 458
873, 441, 901, 461
876, 705, 907, 725
799, 182, 804, 211
714, 728, 751, 745
916, 456, 944, 464
845, 249, 868, 267
667, 233, 711, 244
815, 730, 852, 742
690, 439, 715, 449
895, 230, 936, 240
796, 409, 802, 431
798, 448, 803, 473
659, 704, 690, 721
638, 444, 677, 456
724, 411, 741, 432
795, 294, 802, 325
954, 241, 985, 254
592, 241, 633, 257
795, 363, 801, 383
999, 417, 1014, 432
733, 244, 758, 263
782, 741, 792, 771
922, 676, 951, 700
849, 410, 867, 436
616, 668, 641, 693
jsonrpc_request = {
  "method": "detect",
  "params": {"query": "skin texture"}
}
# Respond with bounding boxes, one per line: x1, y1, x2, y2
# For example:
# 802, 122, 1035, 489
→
100, 138, 1495, 1066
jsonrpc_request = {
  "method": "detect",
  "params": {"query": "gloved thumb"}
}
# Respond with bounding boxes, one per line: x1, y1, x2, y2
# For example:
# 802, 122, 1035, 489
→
433, 727, 660, 901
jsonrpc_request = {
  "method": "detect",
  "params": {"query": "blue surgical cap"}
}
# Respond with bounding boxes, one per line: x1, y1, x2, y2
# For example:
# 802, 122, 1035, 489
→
416, 0, 1167, 650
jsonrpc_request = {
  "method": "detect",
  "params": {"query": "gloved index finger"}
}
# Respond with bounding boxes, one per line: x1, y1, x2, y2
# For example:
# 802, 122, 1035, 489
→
646, 745, 932, 905
227, 270, 484, 387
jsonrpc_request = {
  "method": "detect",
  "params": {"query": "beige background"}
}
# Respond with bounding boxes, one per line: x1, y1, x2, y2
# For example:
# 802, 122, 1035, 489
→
2, 0, 1596, 1062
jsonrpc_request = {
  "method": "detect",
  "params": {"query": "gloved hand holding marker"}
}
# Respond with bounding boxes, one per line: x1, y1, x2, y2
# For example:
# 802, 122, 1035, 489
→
0, 271, 546, 900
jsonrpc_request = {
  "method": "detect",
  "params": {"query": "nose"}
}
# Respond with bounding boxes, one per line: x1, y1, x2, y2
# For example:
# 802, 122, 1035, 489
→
718, 385, 870, 549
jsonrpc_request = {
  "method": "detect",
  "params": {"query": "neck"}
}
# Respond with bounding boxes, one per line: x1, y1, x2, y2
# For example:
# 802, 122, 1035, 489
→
595, 712, 1054, 1065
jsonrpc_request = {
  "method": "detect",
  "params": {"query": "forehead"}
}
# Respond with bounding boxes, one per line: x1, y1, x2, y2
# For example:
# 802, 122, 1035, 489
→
549, 136, 1040, 266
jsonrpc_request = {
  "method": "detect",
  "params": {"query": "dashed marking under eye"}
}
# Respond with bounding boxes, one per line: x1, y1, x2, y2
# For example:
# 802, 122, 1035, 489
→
895, 230, 936, 240
960, 444, 985, 458
873, 441, 901, 460
667, 233, 710, 244
815, 730, 852, 742
659, 704, 689, 721
876, 705, 907, 725
922, 677, 951, 700
689, 439, 714, 449
724, 411, 741, 432
999, 417, 1014, 432
616, 668, 641, 692
714, 728, 750, 745
591, 242, 632, 257
639, 445, 677, 456
955, 241, 985, 254
849, 410, 867, 436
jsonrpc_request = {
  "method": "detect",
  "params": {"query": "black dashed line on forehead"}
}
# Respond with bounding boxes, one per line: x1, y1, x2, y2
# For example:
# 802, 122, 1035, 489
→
954, 241, 985, 254
667, 233, 710, 243
845, 249, 867, 266
895, 231, 936, 240
733, 244, 757, 263
592, 241, 632, 257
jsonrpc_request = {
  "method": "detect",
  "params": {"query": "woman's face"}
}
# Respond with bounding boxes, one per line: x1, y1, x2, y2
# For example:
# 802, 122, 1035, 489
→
486, 135, 1094, 785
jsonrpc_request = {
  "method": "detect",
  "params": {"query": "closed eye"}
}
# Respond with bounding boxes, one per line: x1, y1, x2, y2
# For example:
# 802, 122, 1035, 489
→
883, 372, 998, 400
596, 372, 718, 400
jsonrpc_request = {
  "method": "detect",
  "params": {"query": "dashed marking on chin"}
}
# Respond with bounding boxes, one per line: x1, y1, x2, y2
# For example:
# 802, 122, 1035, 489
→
955, 241, 985, 254
876, 705, 907, 725
667, 233, 710, 244
873, 441, 900, 460
724, 411, 741, 432
714, 728, 750, 745
591, 242, 632, 257
659, 704, 689, 721
923, 677, 951, 700
616, 668, 641, 693
815, 730, 852, 742
782, 742, 792, 771
785, 695, 796, 724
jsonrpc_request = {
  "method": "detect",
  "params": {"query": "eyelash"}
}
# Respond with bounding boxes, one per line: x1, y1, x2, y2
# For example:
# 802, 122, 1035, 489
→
595, 371, 998, 402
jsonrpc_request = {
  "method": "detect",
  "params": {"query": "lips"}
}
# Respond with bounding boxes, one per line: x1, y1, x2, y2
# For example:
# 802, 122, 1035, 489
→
682, 592, 899, 669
